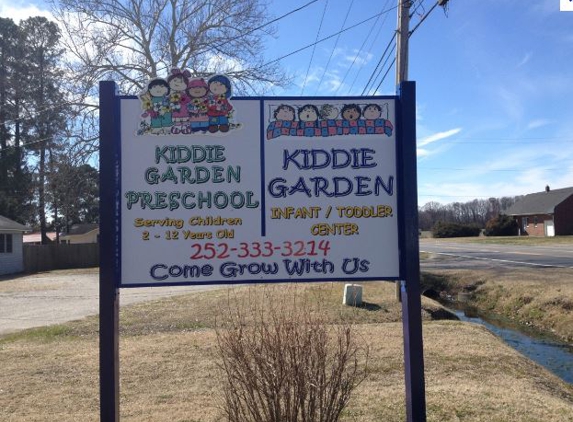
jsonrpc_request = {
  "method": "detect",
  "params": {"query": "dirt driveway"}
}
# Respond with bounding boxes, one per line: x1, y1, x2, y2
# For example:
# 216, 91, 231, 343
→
0, 268, 222, 335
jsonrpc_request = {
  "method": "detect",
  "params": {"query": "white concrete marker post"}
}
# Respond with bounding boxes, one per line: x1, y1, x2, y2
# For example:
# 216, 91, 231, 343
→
343, 284, 363, 307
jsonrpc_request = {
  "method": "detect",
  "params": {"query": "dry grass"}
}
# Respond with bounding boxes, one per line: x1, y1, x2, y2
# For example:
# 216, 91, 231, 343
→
1, 282, 573, 421
421, 267, 573, 343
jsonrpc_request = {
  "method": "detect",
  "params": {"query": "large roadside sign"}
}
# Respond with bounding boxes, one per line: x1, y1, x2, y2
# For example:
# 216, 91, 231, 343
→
99, 77, 425, 422
116, 74, 400, 286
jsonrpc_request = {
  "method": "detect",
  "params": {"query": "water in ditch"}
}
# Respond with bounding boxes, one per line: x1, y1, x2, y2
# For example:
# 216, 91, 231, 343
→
448, 304, 573, 384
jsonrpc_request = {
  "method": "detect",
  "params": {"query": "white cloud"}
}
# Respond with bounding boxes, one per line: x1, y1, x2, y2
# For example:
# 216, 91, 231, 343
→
418, 139, 573, 206
207, 54, 242, 74
517, 52, 532, 68
0, 1, 53, 22
323, 71, 342, 92
526, 119, 552, 130
342, 49, 373, 67
497, 86, 524, 121
418, 128, 462, 147
416, 103, 425, 121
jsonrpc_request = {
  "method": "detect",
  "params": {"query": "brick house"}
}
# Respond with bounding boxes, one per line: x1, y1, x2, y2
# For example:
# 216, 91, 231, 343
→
0, 215, 31, 276
504, 186, 573, 237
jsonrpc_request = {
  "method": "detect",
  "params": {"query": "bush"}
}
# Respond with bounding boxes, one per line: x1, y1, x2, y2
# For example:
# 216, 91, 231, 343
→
484, 214, 518, 236
431, 221, 481, 238
215, 287, 369, 422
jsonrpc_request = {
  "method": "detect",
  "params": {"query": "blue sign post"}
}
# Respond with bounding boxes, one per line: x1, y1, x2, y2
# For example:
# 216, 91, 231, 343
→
99, 81, 121, 422
98, 78, 425, 421
397, 81, 427, 421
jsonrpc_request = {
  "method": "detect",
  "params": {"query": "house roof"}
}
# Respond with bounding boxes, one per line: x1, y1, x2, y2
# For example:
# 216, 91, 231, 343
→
0, 215, 31, 232
504, 187, 573, 216
23, 232, 58, 243
65, 223, 99, 236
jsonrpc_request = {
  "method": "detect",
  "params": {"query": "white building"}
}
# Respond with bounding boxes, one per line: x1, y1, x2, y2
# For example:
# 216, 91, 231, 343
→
59, 224, 99, 244
0, 215, 31, 276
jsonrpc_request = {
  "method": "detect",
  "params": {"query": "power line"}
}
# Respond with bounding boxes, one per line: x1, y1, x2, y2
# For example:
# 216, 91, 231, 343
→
419, 166, 573, 172
372, 54, 396, 94
409, 0, 441, 36
420, 138, 573, 144
0, 97, 84, 128
300, 0, 329, 95
0, 136, 60, 160
409, 0, 427, 19
335, 0, 393, 95
313, 0, 356, 94
346, 2, 393, 94
134, 0, 321, 85
257, 6, 399, 71
359, 0, 448, 96
360, 33, 396, 95
201, 0, 321, 56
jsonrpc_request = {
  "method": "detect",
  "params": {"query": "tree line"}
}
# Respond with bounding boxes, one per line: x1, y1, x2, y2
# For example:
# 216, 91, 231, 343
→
0, 16, 99, 242
418, 196, 523, 232
0, 0, 286, 243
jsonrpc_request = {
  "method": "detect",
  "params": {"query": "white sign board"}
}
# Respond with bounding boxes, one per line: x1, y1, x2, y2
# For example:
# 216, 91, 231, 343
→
119, 78, 399, 286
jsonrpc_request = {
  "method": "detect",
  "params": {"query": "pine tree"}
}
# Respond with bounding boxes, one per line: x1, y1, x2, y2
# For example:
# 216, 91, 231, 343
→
0, 18, 34, 224
19, 17, 68, 242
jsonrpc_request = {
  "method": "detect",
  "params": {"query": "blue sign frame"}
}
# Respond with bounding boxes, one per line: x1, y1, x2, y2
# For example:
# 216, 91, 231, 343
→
99, 80, 426, 422
106, 91, 406, 288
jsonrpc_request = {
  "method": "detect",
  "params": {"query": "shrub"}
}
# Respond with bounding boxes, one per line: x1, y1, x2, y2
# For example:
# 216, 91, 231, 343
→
431, 221, 481, 238
215, 287, 369, 422
484, 214, 518, 236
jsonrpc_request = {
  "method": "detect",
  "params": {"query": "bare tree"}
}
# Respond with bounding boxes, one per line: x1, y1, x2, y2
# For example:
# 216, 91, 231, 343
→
49, 0, 289, 159
51, 0, 287, 93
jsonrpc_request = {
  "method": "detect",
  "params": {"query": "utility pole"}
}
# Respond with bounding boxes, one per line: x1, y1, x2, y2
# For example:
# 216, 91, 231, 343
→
396, 0, 451, 84
395, 1, 427, 421
395, 0, 411, 84
395, 0, 411, 304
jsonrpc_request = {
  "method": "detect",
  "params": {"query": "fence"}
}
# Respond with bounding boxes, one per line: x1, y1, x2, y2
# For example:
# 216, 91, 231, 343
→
23, 243, 99, 273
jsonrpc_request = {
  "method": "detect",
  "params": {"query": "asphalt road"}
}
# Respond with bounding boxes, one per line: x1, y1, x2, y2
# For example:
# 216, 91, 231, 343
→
2, 241, 572, 335
420, 239, 573, 269
0, 269, 225, 336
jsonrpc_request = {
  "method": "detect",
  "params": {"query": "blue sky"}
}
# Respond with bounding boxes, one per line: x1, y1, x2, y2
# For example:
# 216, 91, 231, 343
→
3, 0, 573, 206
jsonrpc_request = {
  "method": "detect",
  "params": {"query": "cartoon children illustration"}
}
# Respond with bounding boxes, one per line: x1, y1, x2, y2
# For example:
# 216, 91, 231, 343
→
319, 104, 339, 120
274, 104, 296, 122
341, 104, 362, 122
186, 78, 210, 132
265, 101, 394, 140
207, 75, 233, 133
363, 104, 382, 120
298, 104, 320, 128
168, 68, 192, 125
144, 78, 172, 134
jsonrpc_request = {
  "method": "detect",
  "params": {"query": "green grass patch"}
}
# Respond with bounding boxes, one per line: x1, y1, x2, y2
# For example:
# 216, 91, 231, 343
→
0, 324, 78, 344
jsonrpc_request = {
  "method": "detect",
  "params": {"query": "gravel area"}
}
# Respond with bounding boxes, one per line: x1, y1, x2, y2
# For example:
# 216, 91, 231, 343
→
0, 268, 222, 335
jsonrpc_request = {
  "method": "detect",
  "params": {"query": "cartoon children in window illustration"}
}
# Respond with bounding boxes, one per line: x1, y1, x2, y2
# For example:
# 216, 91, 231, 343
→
266, 102, 394, 140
